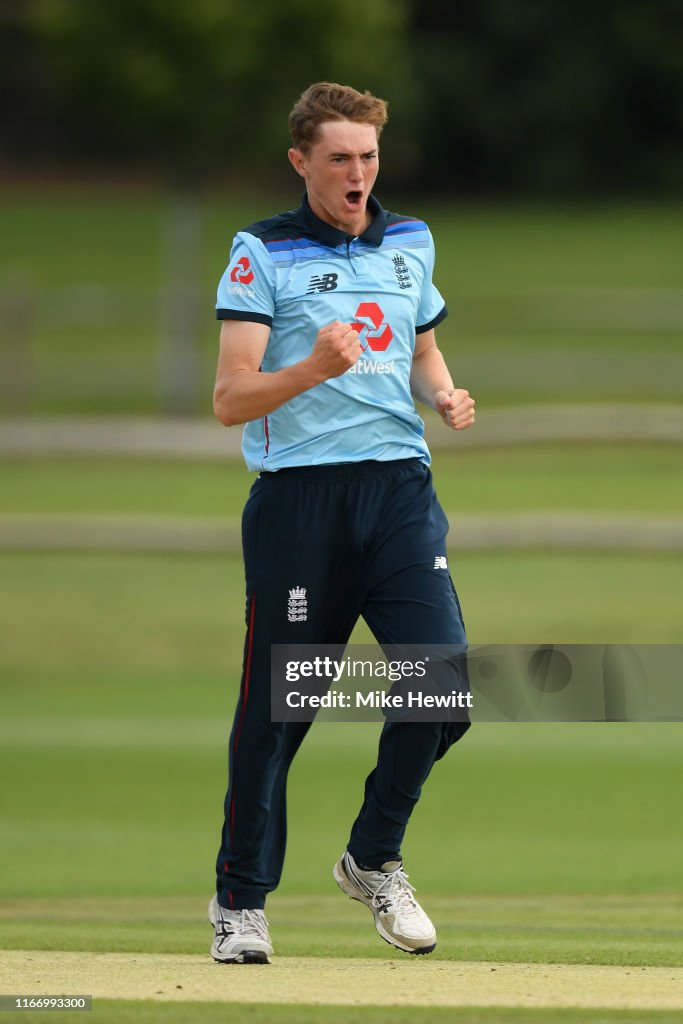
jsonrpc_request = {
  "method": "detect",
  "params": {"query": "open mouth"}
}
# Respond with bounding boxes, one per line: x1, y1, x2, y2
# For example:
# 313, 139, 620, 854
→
345, 190, 363, 210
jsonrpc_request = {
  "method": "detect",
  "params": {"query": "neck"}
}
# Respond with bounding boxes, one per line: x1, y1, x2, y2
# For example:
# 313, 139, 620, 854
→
307, 193, 372, 237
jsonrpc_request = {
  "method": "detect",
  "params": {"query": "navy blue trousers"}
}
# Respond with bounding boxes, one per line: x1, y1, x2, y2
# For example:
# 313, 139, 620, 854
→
216, 458, 469, 910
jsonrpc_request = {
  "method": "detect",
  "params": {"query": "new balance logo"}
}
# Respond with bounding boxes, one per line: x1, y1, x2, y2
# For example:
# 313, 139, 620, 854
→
392, 254, 412, 290
287, 586, 308, 622
306, 273, 338, 294
433, 556, 448, 570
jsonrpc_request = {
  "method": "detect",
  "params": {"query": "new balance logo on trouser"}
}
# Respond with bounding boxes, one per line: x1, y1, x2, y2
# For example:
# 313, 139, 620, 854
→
212, 458, 470, 961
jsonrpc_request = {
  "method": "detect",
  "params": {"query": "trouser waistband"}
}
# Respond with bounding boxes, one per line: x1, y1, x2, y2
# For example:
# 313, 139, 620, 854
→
259, 458, 426, 483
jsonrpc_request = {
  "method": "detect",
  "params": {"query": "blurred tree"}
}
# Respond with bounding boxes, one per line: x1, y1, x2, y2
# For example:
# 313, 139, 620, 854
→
0, 1, 54, 163
410, 0, 683, 194
24, 0, 415, 184
4, 0, 681, 194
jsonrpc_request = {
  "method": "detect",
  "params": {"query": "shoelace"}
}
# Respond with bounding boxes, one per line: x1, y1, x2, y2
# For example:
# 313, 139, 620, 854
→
217, 907, 270, 943
371, 867, 420, 917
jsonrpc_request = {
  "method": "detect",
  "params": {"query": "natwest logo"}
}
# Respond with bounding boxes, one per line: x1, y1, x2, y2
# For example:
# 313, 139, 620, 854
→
351, 302, 393, 352
230, 256, 254, 285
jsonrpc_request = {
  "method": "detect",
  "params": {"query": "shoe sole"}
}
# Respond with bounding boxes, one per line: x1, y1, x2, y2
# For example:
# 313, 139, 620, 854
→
333, 860, 436, 956
211, 950, 270, 965
208, 899, 271, 965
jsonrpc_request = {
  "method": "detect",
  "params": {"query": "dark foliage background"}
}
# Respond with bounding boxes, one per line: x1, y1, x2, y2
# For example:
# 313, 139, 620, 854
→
1, 0, 682, 193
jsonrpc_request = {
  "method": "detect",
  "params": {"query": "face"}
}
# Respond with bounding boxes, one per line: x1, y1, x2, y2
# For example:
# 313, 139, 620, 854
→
288, 120, 380, 236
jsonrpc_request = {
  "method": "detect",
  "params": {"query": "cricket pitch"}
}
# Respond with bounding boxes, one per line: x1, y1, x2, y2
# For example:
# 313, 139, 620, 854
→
2, 951, 683, 1009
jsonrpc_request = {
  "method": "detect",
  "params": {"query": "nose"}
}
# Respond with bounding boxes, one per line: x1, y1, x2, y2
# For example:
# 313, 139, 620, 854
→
348, 158, 363, 183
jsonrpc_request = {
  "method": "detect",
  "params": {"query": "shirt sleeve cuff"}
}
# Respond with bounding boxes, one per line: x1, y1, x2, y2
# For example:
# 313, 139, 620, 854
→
216, 309, 273, 327
416, 304, 448, 334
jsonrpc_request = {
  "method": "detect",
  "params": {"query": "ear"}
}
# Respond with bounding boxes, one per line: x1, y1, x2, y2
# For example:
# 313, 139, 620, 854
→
288, 147, 307, 179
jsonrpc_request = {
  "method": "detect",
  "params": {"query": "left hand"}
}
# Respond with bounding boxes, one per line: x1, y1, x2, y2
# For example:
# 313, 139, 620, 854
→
434, 388, 476, 430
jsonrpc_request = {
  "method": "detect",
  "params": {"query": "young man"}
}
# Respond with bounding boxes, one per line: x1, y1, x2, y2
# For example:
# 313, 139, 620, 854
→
210, 82, 475, 964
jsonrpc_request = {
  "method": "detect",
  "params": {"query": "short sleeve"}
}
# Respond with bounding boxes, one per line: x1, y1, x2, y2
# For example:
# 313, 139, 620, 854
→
416, 230, 448, 334
216, 231, 276, 326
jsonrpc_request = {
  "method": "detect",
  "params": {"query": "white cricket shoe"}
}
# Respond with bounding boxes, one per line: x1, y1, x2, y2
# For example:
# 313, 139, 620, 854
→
208, 895, 273, 964
333, 850, 437, 954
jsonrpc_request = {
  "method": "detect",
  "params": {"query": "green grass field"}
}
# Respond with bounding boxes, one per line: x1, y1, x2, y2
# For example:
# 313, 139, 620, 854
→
2, 613, 683, 1022
10, 1010, 683, 1024
2, 461, 682, 1017
1, 537, 682, 966
7, 1002, 683, 1024
4, 444, 683, 518
2, 707, 682, 915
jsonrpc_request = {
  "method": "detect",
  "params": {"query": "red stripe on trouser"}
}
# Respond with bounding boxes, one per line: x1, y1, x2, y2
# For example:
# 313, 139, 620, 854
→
229, 592, 256, 841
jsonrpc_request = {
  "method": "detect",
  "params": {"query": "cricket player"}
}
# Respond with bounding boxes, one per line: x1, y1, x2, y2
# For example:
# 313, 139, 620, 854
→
210, 82, 475, 963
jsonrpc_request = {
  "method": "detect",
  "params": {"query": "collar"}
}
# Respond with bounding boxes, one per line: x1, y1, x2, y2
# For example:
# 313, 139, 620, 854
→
297, 192, 388, 247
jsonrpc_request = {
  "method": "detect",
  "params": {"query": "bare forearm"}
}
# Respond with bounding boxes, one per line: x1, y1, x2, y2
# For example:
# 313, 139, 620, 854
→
214, 358, 323, 426
214, 319, 362, 427
411, 337, 475, 430
410, 345, 454, 409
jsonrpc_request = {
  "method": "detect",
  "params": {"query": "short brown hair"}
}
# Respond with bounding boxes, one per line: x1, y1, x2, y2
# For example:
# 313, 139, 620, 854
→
289, 82, 388, 153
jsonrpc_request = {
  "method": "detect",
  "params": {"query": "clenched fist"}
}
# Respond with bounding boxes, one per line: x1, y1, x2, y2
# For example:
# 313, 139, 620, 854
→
435, 388, 476, 430
309, 321, 362, 380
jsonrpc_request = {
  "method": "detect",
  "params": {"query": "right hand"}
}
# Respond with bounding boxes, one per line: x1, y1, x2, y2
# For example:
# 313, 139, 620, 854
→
309, 321, 362, 380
